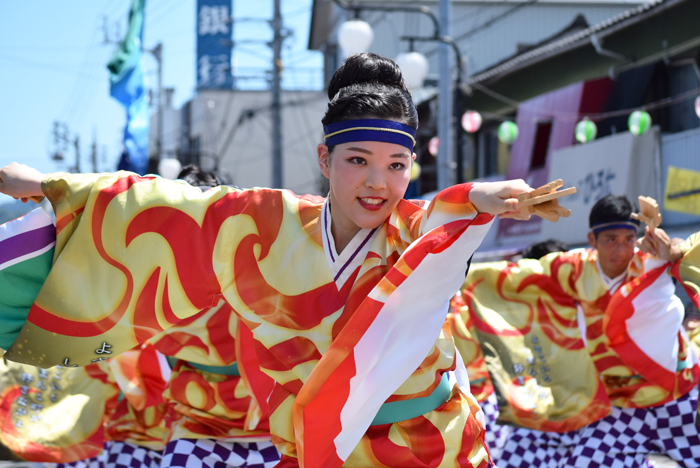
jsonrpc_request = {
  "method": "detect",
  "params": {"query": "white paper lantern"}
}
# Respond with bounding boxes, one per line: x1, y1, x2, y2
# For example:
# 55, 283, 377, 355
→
395, 52, 429, 89
461, 111, 483, 133
428, 136, 440, 157
158, 158, 182, 180
695, 96, 700, 119
337, 20, 374, 55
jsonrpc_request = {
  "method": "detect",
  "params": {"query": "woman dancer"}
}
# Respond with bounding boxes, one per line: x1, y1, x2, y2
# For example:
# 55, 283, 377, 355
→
0, 53, 531, 468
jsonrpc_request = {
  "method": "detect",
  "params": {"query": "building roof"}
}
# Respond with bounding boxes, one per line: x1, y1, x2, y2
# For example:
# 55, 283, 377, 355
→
463, 0, 700, 113
467, 0, 666, 85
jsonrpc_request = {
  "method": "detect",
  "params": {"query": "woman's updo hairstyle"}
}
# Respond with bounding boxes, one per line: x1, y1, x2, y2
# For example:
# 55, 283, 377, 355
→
322, 53, 419, 138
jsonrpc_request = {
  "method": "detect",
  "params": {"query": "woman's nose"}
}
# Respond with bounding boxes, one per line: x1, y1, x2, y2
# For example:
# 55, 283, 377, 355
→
365, 168, 387, 190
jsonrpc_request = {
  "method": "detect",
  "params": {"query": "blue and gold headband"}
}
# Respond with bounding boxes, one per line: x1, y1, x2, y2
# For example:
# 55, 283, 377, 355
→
323, 119, 416, 152
590, 220, 640, 234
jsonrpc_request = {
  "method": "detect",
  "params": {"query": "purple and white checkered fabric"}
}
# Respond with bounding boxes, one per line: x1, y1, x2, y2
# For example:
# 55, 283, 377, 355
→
565, 386, 700, 468
161, 438, 281, 468
494, 425, 581, 468
53, 442, 110, 468
105, 441, 161, 468
480, 393, 512, 461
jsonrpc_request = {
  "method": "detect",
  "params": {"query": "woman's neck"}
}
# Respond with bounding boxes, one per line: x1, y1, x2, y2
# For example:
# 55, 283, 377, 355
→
328, 197, 361, 255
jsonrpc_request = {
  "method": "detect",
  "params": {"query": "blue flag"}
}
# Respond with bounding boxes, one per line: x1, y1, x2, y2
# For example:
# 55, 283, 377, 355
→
107, 0, 149, 175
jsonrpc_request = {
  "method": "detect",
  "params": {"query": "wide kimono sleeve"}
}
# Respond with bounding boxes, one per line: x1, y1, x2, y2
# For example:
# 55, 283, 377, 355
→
3, 171, 284, 368
604, 253, 698, 405
463, 253, 611, 432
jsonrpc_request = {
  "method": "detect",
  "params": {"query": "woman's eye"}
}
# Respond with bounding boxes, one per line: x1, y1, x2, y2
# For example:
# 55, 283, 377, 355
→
390, 162, 406, 170
348, 156, 366, 165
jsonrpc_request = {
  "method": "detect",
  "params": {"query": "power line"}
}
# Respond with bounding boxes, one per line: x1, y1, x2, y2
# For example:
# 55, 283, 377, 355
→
424, 0, 541, 59
0, 53, 105, 79
456, 0, 541, 43
147, 0, 188, 29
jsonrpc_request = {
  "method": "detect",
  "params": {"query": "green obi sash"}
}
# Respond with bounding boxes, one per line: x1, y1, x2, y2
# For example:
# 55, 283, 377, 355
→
371, 372, 452, 426
165, 356, 240, 376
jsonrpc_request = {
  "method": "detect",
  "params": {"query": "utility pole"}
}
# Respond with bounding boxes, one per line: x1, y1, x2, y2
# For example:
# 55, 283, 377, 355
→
91, 129, 98, 173
141, 43, 164, 172
73, 135, 81, 174
437, 0, 453, 190
152, 43, 163, 165
50, 121, 69, 163
271, 0, 283, 189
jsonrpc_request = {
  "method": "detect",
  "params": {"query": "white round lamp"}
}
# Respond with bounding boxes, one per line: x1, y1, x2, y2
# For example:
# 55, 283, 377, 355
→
337, 20, 374, 55
396, 52, 429, 89
158, 158, 182, 180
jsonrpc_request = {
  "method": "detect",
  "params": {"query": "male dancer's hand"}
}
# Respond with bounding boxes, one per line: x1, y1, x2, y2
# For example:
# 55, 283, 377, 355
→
637, 226, 683, 263
0, 162, 45, 203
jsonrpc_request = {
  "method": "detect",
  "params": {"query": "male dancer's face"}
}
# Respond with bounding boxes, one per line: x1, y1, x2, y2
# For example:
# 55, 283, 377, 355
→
587, 228, 637, 278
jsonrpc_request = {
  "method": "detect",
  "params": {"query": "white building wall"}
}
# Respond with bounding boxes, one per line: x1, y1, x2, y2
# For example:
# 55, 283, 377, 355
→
188, 90, 328, 194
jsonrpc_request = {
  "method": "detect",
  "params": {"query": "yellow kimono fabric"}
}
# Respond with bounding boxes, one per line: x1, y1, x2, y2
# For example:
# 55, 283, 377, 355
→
463, 248, 700, 433
5, 172, 492, 468
0, 360, 118, 463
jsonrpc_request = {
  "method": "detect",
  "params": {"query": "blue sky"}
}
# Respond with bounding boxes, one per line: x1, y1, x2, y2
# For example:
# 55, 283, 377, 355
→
0, 0, 322, 175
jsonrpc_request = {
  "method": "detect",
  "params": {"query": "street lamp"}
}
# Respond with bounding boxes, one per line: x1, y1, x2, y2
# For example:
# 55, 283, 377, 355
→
158, 157, 182, 179
337, 19, 374, 55
395, 51, 429, 89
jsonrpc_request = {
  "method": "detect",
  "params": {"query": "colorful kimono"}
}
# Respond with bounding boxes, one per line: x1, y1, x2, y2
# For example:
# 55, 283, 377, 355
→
1, 172, 494, 468
463, 247, 700, 433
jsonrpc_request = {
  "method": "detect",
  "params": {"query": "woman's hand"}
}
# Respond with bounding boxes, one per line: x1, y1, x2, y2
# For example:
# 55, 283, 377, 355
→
637, 226, 683, 262
0, 163, 45, 203
469, 179, 533, 220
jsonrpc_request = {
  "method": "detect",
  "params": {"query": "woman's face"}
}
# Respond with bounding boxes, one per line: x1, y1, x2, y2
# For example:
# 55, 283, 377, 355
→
318, 140, 415, 236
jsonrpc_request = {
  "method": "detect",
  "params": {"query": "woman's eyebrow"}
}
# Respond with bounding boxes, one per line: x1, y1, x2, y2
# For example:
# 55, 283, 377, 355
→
346, 147, 373, 155
391, 153, 410, 158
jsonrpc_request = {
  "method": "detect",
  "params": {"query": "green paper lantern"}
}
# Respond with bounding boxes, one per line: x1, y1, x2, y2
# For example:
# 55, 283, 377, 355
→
628, 110, 651, 136
575, 119, 597, 144
498, 121, 519, 145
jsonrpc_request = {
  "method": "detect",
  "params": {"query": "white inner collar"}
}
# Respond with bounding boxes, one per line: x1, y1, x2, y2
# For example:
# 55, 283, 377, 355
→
322, 197, 378, 289
596, 257, 628, 294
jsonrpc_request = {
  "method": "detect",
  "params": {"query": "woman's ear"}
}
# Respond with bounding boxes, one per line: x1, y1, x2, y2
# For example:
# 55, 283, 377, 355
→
318, 144, 331, 180
412, 153, 417, 162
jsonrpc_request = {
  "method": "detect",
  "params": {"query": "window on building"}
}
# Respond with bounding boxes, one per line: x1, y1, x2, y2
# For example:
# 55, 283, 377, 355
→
530, 121, 552, 169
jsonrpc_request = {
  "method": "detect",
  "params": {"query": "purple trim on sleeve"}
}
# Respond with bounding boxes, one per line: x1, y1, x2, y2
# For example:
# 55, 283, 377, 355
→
0, 225, 55, 267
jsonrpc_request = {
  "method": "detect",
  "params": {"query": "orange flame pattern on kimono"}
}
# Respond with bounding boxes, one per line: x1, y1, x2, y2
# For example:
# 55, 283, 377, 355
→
6, 172, 493, 468
448, 295, 494, 403
105, 343, 172, 451
462, 248, 700, 433
0, 360, 118, 463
